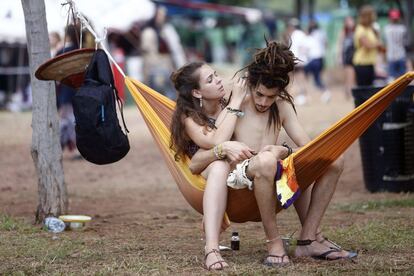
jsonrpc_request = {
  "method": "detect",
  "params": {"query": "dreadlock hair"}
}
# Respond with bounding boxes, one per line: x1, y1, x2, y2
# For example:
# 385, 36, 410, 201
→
239, 39, 298, 130
170, 62, 216, 161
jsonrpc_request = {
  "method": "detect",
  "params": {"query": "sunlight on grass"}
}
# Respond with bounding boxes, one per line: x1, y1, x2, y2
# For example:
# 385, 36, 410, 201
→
327, 219, 414, 252
337, 197, 414, 212
0, 214, 38, 233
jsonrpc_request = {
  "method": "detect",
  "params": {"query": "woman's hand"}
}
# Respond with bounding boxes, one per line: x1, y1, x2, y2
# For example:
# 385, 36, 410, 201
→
222, 141, 255, 164
229, 76, 248, 106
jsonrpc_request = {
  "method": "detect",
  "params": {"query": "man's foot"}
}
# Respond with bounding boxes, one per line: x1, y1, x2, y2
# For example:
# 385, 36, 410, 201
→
264, 237, 291, 267
263, 254, 290, 267
295, 239, 355, 260
316, 233, 358, 259
204, 248, 228, 271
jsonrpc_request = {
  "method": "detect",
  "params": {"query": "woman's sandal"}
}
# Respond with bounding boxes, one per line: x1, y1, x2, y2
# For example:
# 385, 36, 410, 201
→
204, 249, 227, 271
263, 254, 291, 267
296, 239, 344, 261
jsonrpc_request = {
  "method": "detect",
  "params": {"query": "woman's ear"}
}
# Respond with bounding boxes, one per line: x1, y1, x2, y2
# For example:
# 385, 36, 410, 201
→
191, 89, 202, 99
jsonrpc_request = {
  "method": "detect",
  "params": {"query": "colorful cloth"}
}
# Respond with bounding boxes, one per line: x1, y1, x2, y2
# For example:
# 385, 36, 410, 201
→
276, 155, 301, 209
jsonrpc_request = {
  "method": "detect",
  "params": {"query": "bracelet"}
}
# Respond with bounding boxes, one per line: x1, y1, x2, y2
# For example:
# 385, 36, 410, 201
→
226, 107, 244, 117
282, 142, 293, 157
213, 144, 225, 160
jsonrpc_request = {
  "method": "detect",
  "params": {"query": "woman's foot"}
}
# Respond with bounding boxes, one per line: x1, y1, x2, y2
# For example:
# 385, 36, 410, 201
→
264, 237, 291, 267
204, 248, 228, 271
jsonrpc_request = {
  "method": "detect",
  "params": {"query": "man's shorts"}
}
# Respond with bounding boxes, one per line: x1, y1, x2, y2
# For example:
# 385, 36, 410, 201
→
226, 158, 284, 191
226, 159, 254, 190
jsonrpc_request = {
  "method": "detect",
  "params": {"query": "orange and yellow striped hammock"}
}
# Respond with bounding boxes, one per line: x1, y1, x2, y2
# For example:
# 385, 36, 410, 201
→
125, 72, 414, 226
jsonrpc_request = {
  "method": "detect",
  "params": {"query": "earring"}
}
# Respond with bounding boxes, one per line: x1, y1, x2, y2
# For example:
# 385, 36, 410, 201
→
199, 97, 203, 108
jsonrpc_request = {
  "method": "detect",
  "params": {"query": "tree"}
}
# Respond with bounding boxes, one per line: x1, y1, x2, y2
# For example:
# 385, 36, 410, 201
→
21, 0, 67, 223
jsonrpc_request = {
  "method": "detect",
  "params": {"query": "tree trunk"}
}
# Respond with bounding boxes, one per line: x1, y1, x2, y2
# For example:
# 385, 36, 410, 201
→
21, 0, 67, 223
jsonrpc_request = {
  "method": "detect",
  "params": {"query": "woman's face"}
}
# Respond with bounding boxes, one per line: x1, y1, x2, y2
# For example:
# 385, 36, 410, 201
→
197, 65, 225, 100
345, 17, 355, 29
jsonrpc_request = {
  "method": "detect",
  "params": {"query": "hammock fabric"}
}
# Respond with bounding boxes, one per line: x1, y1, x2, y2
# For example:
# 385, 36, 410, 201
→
125, 72, 414, 224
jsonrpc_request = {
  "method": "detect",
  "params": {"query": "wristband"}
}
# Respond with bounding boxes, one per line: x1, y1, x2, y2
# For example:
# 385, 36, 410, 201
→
226, 107, 244, 117
282, 142, 293, 157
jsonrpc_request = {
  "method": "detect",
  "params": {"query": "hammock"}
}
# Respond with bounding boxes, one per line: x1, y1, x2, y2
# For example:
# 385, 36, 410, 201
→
125, 72, 414, 224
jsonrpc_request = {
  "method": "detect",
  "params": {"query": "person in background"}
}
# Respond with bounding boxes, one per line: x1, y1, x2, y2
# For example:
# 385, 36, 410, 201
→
304, 19, 331, 103
352, 5, 384, 87
55, 25, 80, 158
284, 18, 309, 105
49, 31, 62, 57
337, 16, 355, 99
384, 9, 407, 81
141, 5, 186, 100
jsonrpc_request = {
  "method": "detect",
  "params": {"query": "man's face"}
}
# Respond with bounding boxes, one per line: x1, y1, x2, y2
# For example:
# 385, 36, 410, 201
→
251, 84, 279, 113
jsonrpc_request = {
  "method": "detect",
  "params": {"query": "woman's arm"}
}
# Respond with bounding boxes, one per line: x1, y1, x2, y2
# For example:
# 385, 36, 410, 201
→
185, 78, 247, 149
189, 141, 255, 174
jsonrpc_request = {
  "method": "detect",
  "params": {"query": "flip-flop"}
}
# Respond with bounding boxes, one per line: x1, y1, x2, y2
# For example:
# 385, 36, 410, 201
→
318, 235, 358, 259
263, 254, 291, 267
297, 239, 357, 261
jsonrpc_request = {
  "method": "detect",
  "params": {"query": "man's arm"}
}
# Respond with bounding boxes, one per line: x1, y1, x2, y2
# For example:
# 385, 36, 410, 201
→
278, 100, 311, 148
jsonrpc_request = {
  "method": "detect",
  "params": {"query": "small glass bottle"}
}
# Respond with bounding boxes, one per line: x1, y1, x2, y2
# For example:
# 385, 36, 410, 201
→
231, 231, 240, 250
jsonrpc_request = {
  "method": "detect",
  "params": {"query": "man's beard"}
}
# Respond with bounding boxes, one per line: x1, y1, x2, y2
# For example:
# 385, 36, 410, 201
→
255, 105, 269, 113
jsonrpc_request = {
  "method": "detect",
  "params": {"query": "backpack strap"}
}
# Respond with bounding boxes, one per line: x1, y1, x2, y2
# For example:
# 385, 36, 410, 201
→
114, 86, 129, 134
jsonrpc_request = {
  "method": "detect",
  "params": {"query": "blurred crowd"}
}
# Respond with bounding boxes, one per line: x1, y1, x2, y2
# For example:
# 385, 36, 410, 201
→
1, 3, 413, 112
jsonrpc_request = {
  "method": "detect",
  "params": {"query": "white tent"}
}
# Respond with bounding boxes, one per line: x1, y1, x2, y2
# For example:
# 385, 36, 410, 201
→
0, 0, 156, 44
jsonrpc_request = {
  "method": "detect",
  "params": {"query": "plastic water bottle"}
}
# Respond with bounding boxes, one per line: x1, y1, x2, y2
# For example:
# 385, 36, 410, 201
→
231, 231, 240, 250
44, 217, 66, 233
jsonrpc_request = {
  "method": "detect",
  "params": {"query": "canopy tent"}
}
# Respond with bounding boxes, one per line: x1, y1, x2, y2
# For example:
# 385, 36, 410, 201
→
0, 0, 155, 44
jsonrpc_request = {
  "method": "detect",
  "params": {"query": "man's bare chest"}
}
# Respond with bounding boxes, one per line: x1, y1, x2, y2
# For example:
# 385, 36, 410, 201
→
233, 113, 279, 151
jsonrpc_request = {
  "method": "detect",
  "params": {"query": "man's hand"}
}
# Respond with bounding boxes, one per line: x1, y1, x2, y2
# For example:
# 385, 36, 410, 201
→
222, 141, 255, 164
259, 145, 289, 159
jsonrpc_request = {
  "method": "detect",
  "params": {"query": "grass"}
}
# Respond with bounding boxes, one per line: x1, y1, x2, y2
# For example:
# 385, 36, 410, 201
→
337, 197, 414, 212
1, 204, 414, 275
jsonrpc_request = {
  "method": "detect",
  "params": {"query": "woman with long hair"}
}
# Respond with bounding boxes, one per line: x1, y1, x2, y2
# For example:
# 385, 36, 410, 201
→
353, 5, 384, 86
170, 62, 252, 270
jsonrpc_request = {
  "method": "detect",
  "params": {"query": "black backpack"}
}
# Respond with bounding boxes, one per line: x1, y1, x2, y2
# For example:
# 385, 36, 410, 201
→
73, 49, 129, 165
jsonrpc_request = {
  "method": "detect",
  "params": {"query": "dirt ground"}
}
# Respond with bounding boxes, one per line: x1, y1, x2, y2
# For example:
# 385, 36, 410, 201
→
1, 75, 413, 275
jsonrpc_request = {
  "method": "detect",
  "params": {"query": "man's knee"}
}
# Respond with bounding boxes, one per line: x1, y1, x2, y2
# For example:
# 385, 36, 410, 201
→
249, 151, 278, 179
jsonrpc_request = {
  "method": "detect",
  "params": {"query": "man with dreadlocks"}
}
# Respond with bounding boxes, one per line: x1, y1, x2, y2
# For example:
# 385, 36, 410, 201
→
190, 40, 357, 266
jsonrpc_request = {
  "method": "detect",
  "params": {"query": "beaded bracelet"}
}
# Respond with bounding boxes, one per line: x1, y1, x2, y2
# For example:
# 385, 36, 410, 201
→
226, 107, 244, 117
213, 144, 225, 160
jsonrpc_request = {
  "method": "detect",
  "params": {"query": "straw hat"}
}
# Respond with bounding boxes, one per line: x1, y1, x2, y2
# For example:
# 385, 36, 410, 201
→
35, 48, 95, 89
